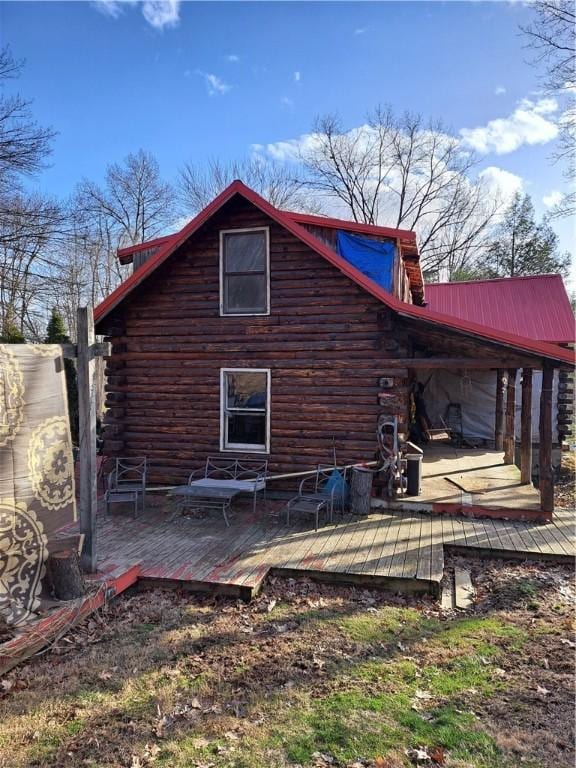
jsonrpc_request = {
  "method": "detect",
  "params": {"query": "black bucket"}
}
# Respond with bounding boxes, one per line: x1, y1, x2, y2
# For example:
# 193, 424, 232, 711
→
406, 454, 423, 496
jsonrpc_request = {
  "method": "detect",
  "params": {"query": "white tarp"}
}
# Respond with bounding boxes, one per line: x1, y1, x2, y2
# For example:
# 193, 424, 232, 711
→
417, 369, 558, 443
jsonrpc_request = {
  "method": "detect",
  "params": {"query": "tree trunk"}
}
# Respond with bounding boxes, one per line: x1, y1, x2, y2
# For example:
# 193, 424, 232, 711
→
351, 467, 373, 516
45, 550, 87, 601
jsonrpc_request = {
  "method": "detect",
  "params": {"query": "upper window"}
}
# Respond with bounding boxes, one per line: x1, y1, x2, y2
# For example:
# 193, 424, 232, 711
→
220, 228, 269, 315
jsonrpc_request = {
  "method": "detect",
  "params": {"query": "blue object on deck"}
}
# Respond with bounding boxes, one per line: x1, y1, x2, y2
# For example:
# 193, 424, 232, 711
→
323, 468, 349, 506
336, 230, 395, 293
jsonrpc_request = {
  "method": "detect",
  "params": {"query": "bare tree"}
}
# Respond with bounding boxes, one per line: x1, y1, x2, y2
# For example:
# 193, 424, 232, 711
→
179, 156, 323, 216
76, 149, 177, 248
61, 149, 177, 325
0, 47, 55, 194
0, 46, 61, 338
299, 109, 498, 277
521, 1, 576, 217
0, 193, 67, 339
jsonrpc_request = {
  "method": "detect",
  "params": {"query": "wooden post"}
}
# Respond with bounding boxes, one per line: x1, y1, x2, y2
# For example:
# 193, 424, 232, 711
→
504, 369, 517, 464
520, 369, 533, 484
539, 363, 555, 513
494, 369, 507, 451
77, 306, 98, 573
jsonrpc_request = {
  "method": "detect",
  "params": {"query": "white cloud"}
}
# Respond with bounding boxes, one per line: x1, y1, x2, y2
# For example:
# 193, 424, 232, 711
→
93, 0, 180, 29
293, 71, 301, 83
142, 0, 180, 29
196, 70, 231, 96
354, 27, 368, 35
479, 166, 524, 207
543, 190, 563, 208
494, 85, 506, 95
280, 96, 294, 109
460, 97, 559, 155
252, 130, 324, 163
93, 0, 126, 18
227, 54, 240, 63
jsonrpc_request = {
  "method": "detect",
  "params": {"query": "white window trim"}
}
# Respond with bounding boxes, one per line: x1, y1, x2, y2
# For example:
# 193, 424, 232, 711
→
220, 367, 271, 454
219, 227, 270, 316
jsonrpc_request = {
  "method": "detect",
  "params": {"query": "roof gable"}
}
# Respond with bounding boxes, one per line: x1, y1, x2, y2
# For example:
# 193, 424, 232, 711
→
94, 181, 575, 366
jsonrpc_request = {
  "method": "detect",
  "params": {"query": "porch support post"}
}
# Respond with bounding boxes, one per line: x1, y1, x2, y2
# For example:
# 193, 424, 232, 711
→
504, 369, 517, 464
77, 306, 98, 573
520, 369, 533, 484
495, 369, 507, 451
539, 363, 555, 513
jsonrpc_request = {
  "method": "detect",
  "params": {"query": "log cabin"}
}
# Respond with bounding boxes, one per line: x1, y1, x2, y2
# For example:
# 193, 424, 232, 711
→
94, 181, 574, 516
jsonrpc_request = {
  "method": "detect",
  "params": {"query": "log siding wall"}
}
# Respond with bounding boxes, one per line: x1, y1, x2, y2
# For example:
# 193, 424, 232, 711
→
101, 198, 412, 484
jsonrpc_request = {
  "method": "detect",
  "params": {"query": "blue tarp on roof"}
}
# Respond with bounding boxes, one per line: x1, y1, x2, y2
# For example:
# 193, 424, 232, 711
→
336, 231, 395, 293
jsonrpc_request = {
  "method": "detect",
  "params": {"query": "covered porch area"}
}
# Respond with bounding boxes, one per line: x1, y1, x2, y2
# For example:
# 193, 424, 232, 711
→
387, 313, 573, 521
374, 445, 543, 520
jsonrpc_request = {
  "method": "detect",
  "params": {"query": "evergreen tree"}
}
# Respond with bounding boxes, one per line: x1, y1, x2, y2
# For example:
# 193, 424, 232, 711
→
45, 309, 79, 444
0, 321, 25, 342
44, 309, 69, 344
477, 192, 570, 278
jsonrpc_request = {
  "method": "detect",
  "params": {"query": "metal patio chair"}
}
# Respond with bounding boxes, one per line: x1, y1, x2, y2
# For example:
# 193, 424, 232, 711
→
286, 464, 348, 531
105, 456, 147, 518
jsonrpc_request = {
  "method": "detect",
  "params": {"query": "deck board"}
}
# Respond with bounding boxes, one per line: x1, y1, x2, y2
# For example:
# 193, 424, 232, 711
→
354, 514, 391, 576
416, 515, 433, 582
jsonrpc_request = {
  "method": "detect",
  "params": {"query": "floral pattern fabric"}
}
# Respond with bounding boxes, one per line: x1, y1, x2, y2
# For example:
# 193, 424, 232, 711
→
0, 345, 76, 625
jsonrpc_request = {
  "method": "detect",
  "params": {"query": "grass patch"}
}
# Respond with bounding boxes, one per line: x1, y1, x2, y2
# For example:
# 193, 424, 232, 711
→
338, 606, 438, 643
422, 655, 501, 696
266, 690, 505, 768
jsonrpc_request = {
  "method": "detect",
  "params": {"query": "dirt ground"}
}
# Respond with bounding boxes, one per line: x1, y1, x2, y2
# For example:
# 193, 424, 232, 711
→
555, 453, 575, 510
0, 552, 574, 768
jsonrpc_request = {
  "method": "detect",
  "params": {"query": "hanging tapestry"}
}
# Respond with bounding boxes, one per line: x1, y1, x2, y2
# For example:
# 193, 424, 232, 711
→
0, 344, 76, 626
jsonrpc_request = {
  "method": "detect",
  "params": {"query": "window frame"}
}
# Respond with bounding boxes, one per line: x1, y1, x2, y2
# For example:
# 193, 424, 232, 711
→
219, 367, 271, 454
219, 227, 270, 316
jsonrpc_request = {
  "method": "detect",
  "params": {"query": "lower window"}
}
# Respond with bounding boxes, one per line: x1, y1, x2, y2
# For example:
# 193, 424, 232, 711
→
220, 368, 270, 452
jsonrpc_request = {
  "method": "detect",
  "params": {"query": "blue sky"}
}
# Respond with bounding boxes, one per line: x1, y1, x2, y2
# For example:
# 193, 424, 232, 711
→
1, 0, 573, 277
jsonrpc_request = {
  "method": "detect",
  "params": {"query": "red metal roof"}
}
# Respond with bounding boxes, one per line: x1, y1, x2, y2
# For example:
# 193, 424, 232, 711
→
94, 181, 575, 366
425, 275, 575, 345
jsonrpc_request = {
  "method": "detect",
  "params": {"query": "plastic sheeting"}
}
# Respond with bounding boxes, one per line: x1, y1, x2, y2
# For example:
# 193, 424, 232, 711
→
416, 369, 559, 443
336, 231, 395, 293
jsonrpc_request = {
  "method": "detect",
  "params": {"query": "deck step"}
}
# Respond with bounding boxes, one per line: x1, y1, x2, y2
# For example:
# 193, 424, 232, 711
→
441, 570, 455, 610
454, 567, 475, 609
441, 566, 475, 610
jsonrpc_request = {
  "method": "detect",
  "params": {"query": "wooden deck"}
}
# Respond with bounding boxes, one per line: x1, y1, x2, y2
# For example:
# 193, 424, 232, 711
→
86, 498, 575, 599
375, 447, 546, 521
